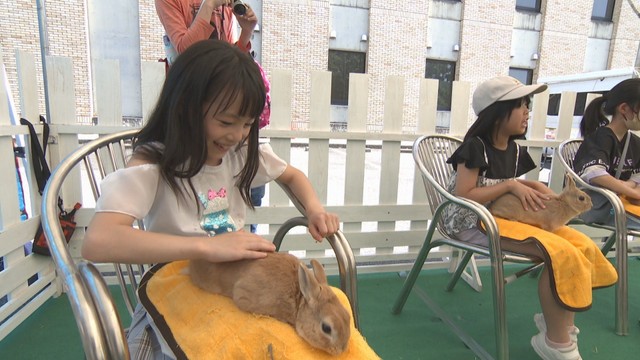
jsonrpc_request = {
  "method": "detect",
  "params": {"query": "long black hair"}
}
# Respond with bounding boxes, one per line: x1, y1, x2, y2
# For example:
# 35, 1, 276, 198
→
133, 40, 266, 209
580, 78, 640, 137
464, 97, 531, 145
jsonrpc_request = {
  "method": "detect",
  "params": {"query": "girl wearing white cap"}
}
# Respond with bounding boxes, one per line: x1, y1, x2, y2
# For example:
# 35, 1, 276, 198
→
443, 76, 590, 360
572, 78, 640, 228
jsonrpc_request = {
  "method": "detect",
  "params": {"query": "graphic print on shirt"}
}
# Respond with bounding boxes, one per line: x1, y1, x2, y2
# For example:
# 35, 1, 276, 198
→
198, 187, 237, 236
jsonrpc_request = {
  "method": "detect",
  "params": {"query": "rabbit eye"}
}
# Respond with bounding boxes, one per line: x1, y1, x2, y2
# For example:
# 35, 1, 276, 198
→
321, 322, 332, 335
578, 196, 585, 201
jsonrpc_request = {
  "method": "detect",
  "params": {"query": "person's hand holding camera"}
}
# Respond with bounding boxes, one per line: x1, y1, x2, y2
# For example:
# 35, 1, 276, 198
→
234, 1, 257, 47
199, 0, 257, 49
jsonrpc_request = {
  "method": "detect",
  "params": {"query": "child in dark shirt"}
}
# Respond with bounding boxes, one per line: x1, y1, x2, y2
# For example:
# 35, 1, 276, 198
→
572, 78, 640, 228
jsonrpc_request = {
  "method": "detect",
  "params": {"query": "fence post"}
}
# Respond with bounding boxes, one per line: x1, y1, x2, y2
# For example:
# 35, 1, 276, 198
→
379, 76, 404, 237
308, 70, 331, 203
411, 78, 439, 228
449, 80, 471, 138
141, 61, 165, 124
45, 56, 83, 261
344, 73, 368, 233
549, 91, 577, 192
94, 59, 121, 126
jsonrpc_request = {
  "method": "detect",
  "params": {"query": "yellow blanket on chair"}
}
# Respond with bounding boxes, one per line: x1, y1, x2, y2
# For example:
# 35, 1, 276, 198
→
490, 219, 618, 311
138, 260, 380, 360
621, 196, 640, 219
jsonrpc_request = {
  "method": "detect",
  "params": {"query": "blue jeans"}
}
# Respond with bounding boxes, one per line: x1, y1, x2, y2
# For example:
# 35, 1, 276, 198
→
250, 185, 266, 233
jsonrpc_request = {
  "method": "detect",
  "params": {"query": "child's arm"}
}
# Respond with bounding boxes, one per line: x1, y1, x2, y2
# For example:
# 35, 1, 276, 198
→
83, 212, 275, 264
590, 174, 640, 200
275, 164, 340, 241
455, 165, 550, 211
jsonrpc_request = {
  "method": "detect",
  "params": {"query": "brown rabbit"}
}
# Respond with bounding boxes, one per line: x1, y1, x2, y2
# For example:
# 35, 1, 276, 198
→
489, 174, 592, 232
188, 252, 351, 355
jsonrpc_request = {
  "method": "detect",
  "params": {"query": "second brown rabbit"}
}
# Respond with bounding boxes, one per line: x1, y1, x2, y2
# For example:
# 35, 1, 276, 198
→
489, 174, 592, 232
188, 252, 351, 355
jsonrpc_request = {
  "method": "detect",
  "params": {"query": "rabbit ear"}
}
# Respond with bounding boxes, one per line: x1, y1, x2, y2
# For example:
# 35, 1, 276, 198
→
298, 263, 321, 302
310, 259, 328, 285
565, 173, 576, 187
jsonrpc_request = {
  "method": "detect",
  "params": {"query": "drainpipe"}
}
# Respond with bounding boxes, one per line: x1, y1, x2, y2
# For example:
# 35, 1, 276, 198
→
36, 0, 52, 123
626, 0, 640, 67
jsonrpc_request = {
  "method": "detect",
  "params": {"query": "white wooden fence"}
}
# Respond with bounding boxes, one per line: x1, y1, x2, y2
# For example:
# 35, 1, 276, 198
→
0, 48, 621, 341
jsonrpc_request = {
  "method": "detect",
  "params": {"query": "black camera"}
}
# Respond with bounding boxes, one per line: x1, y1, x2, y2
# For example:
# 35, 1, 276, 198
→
232, 0, 247, 16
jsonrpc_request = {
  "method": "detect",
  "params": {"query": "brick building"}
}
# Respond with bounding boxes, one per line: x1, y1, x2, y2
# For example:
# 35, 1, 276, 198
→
1, 0, 638, 129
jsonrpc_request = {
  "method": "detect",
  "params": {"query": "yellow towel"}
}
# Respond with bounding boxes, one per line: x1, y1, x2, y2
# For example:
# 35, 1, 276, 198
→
488, 219, 618, 311
621, 196, 640, 219
138, 260, 380, 360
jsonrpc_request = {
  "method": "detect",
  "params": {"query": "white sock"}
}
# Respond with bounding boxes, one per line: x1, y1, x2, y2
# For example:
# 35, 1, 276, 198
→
545, 335, 572, 349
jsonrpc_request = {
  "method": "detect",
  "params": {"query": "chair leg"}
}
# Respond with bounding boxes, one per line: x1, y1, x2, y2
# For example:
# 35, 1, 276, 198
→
600, 232, 616, 255
490, 257, 509, 360
392, 222, 439, 314
446, 251, 482, 292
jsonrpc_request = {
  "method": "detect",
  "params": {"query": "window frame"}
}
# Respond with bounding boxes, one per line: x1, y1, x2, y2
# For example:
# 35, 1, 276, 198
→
515, 0, 541, 13
508, 67, 534, 86
424, 59, 457, 112
328, 49, 367, 106
591, 0, 616, 21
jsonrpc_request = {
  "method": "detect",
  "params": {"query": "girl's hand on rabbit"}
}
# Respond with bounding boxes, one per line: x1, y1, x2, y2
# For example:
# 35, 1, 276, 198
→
510, 180, 551, 212
307, 210, 340, 241
199, 231, 275, 262
529, 180, 556, 196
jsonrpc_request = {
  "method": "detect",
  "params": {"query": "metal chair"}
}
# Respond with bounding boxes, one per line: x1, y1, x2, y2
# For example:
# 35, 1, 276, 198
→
557, 138, 635, 336
392, 134, 541, 360
41, 129, 359, 359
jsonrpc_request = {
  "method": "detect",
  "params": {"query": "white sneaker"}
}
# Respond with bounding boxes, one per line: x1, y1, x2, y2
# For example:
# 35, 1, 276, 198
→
531, 332, 582, 360
534, 313, 579, 343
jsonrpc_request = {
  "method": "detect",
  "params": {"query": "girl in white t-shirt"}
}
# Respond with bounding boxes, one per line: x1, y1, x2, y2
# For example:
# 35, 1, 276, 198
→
82, 40, 339, 359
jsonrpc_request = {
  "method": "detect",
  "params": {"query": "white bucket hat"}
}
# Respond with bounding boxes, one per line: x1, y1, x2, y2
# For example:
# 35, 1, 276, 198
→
472, 76, 548, 115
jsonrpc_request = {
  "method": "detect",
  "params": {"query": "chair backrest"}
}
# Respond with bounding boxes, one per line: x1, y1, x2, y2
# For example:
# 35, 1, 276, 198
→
557, 139, 582, 177
556, 137, 629, 234
42, 129, 140, 359
41, 129, 360, 359
413, 134, 462, 236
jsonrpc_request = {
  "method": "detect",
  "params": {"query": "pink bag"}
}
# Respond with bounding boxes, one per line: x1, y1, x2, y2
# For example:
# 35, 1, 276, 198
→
256, 61, 271, 129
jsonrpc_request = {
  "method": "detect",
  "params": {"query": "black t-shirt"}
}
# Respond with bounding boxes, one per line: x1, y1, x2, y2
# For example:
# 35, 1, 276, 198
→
447, 137, 537, 180
573, 127, 640, 181
442, 137, 537, 235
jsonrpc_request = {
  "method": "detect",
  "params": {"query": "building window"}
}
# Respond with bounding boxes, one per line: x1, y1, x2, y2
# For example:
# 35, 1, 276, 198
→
328, 50, 366, 106
425, 59, 456, 111
592, 0, 615, 21
515, 0, 541, 12
509, 68, 533, 85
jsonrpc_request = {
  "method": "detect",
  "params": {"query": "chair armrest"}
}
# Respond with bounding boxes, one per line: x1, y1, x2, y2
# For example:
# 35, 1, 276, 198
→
566, 173, 626, 222
416, 165, 502, 262
559, 162, 628, 243
272, 181, 360, 329
78, 262, 129, 359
